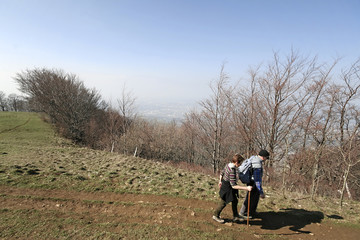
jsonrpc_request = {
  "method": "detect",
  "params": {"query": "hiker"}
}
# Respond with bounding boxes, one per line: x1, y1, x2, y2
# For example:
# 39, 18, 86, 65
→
239, 149, 269, 219
213, 153, 252, 223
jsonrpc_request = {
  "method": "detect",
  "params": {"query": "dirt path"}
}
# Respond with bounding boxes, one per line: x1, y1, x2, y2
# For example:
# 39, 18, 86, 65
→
1, 185, 359, 239
0, 117, 31, 134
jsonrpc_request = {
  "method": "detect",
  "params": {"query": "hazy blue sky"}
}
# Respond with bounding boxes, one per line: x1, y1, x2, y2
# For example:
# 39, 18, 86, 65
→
1, 0, 359, 105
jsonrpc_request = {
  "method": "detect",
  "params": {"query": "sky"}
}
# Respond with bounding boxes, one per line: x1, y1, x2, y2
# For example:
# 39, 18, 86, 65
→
1, 0, 360, 108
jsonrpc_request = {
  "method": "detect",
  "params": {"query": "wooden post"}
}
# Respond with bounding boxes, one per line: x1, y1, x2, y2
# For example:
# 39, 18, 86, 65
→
247, 190, 251, 226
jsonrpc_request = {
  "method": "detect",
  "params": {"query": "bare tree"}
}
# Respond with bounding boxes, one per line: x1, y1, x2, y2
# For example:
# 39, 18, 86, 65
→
0, 91, 7, 111
309, 84, 337, 199
292, 60, 338, 199
300, 60, 338, 149
7, 94, 21, 111
228, 65, 261, 158
338, 119, 360, 207
124, 118, 153, 158
103, 106, 123, 153
334, 59, 360, 207
185, 64, 233, 173
117, 84, 137, 154
182, 113, 198, 164
257, 50, 319, 166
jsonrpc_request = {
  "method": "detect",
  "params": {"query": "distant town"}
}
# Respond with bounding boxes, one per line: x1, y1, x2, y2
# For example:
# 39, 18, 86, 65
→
138, 99, 198, 122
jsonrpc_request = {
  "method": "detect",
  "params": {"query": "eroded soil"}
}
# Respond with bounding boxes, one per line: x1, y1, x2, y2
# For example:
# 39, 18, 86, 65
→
1, 185, 359, 240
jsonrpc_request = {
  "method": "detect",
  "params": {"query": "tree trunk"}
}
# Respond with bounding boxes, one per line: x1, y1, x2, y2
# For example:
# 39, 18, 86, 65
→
282, 138, 289, 198
311, 155, 320, 200
339, 163, 351, 208
111, 141, 115, 153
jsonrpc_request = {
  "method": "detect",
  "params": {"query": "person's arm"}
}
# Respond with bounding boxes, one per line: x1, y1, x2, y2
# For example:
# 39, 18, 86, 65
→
253, 168, 265, 198
228, 166, 252, 191
218, 166, 225, 187
218, 174, 223, 187
232, 185, 252, 191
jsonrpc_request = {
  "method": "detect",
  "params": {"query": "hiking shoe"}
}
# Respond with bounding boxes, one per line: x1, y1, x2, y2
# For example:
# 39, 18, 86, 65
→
233, 216, 243, 222
239, 213, 252, 219
212, 215, 225, 223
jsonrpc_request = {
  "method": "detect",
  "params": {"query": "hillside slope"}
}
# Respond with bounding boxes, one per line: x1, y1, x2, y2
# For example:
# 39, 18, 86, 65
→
1, 112, 359, 239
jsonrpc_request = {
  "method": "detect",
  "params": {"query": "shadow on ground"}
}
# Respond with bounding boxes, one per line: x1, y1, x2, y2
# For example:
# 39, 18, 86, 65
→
250, 208, 324, 234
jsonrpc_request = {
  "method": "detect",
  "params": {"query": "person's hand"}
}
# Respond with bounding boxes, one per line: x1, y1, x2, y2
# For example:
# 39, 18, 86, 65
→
218, 182, 222, 188
260, 193, 266, 199
247, 186, 252, 191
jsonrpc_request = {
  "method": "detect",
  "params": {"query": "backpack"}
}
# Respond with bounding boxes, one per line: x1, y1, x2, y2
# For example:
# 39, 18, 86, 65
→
238, 157, 253, 184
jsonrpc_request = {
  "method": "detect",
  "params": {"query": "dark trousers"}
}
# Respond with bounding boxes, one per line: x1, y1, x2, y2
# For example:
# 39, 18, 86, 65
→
240, 181, 260, 216
214, 198, 239, 218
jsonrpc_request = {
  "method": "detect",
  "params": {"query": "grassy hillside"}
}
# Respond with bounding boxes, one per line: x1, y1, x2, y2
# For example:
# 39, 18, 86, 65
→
0, 112, 219, 199
1, 112, 359, 239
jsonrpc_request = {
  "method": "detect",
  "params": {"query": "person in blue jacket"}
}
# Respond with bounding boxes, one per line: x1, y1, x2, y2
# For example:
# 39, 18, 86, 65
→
239, 149, 269, 219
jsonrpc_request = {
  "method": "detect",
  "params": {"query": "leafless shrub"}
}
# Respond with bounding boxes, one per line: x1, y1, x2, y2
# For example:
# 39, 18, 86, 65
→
14, 68, 105, 144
